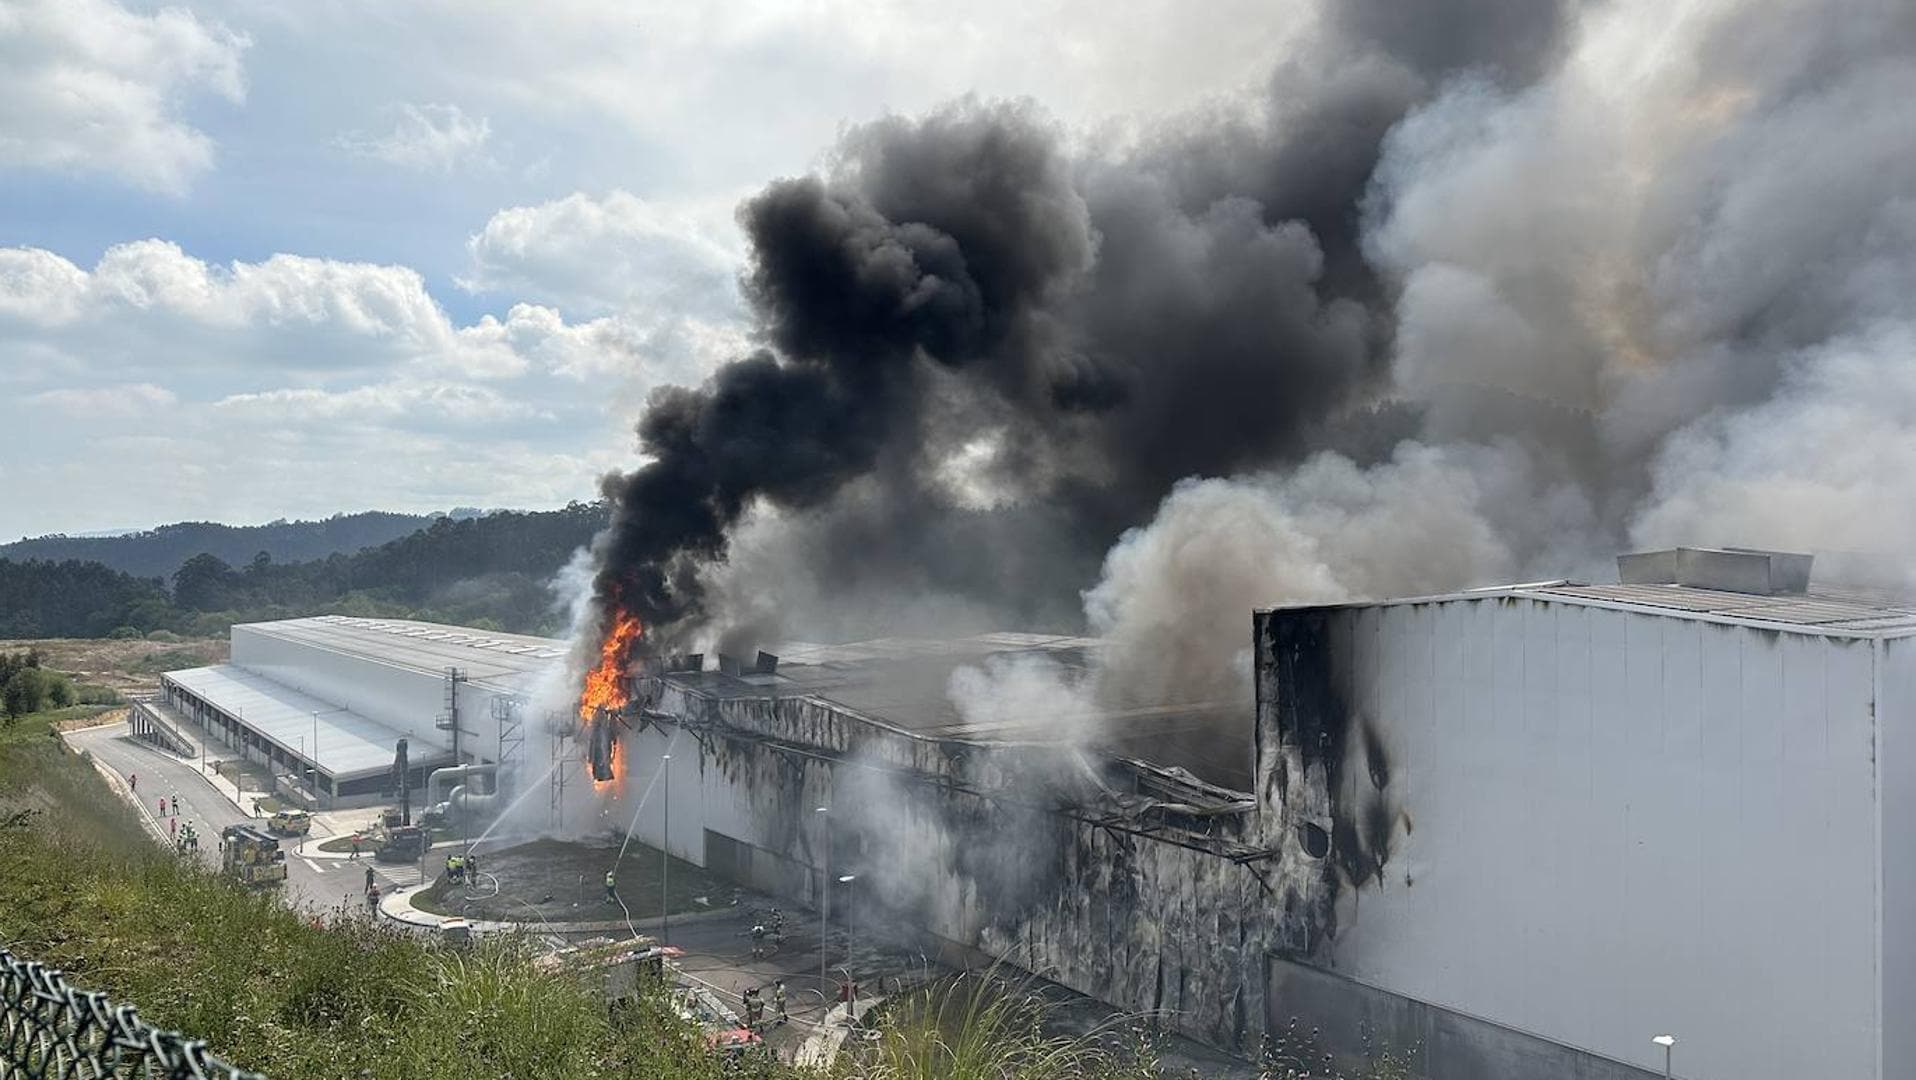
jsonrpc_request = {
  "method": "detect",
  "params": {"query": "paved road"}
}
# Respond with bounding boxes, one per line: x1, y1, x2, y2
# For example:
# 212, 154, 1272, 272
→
67, 720, 413, 915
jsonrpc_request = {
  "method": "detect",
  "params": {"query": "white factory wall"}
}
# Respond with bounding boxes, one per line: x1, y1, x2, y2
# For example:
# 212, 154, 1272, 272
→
229, 626, 514, 762
1321, 598, 1881, 1080
1880, 636, 1916, 1080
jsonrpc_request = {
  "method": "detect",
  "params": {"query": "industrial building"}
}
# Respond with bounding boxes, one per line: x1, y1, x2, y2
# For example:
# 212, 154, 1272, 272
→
160, 616, 567, 804
613, 547, 1915, 1080
159, 547, 1913, 1079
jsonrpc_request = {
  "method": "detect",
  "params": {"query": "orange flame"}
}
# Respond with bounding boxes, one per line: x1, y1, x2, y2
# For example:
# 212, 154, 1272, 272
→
580, 608, 643, 790
580, 609, 643, 720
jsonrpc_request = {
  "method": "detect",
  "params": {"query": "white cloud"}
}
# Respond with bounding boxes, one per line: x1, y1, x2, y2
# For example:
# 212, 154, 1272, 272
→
1, 240, 534, 378
27, 382, 176, 419
464, 190, 741, 318
212, 380, 549, 428
337, 102, 492, 173
0, 0, 247, 193
0, 234, 717, 538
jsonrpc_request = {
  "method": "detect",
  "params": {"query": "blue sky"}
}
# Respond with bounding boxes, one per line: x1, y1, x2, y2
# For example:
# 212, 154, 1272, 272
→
0, 0, 1295, 541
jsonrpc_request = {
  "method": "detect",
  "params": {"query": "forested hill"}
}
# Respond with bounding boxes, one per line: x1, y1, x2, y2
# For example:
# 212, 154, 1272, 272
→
0, 511, 462, 580
0, 502, 610, 640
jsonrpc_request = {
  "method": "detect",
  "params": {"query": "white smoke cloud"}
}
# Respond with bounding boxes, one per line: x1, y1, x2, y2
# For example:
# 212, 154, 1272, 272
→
1067, 0, 1916, 719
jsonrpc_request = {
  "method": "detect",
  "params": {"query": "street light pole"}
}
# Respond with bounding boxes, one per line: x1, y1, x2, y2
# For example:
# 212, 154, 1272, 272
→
838, 873, 857, 1009
311, 711, 320, 809
816, 805, 829, 994
661, 753, 671, 944
1652, 1034, 1675, 1079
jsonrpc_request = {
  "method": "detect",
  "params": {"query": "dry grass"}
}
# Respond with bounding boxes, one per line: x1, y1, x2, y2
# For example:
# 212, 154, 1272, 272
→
0, 636, 227, 695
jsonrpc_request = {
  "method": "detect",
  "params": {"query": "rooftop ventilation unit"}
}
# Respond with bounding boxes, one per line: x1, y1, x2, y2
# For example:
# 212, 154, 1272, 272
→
755, 651, 779, 675
1616, 546, 1813, 596
717, 653, 744, 677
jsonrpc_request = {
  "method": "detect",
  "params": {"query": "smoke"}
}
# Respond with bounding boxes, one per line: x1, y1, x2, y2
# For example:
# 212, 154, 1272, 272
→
589, 0, 1916, 720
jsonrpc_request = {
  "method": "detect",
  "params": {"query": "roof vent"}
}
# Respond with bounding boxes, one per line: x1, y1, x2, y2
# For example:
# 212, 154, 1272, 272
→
1617, 547, 1813, 595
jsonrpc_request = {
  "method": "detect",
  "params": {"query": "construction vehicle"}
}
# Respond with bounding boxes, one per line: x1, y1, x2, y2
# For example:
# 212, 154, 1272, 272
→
220, 824, 287, 887
374, 823, 429, 863
267, 808, 311, 837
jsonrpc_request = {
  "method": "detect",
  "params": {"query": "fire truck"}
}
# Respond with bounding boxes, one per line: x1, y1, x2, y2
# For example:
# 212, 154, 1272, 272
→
220, 824, 288, 887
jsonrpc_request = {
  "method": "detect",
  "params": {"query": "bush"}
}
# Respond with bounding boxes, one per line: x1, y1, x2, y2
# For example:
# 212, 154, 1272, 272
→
144, 629, 182, 643
74, 683, 122, 706
106, 625, 144, 640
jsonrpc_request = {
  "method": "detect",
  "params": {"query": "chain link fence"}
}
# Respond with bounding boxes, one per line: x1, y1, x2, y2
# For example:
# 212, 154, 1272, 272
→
0, 947, 262, 1079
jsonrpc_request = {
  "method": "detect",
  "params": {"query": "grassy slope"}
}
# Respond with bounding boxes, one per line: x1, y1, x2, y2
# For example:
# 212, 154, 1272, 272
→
0, 703, 788, 1080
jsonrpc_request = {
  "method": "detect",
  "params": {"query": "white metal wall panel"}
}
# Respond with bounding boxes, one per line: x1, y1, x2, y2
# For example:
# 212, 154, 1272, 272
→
1881, 637, 1916, 1080
1323, 598, 1881, 1080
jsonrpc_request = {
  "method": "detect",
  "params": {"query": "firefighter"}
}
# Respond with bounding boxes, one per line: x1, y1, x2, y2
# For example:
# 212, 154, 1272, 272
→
171, 795, 179, 816
743, 986, 763, 1031
366, 883, 381, 913
364, 865, 376, 894
129, 772, 137, 792
774, 981, 787, 1024
604, 868, 617, 904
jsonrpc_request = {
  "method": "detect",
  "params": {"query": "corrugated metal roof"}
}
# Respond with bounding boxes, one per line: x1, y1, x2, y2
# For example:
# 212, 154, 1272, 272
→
163, 664, 448, 780
233, 615, 566, 690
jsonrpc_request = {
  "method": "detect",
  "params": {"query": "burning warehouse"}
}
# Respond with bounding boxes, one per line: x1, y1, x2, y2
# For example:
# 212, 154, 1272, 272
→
585, 547, 1915, 1080
161, 545, 1916, 1080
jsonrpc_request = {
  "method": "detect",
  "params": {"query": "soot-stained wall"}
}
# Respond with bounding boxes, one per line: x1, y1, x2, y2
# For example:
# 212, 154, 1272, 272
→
1253, 597, 1886, 1080
630, 680, 1286, 1051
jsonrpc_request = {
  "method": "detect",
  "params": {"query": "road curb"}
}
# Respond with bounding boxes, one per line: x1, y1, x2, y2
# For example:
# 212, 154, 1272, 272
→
379, 883, 753, 935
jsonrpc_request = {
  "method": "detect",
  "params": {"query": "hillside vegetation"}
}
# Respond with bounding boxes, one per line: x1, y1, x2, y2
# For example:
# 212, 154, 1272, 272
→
0, 511, 451, 580
0, 700, 785, 1079
0, 503, 609, 640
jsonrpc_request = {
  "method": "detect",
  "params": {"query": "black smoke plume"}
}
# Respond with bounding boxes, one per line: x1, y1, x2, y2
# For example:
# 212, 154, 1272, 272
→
591, 0, 1590, 646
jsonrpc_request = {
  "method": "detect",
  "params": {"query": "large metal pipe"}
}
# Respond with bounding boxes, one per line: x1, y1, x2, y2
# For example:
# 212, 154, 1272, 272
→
426, 764, 502, 817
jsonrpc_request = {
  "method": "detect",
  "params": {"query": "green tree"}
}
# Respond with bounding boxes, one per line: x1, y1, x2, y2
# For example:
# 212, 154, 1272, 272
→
3, 667, 51, 722
172, 553, 238, 611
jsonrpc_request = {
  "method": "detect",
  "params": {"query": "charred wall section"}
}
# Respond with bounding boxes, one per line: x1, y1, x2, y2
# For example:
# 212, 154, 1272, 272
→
652, 678, 1286, 1051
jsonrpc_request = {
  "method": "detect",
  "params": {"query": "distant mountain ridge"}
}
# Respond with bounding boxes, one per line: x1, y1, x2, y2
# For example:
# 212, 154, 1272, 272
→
0, 502, 610, 639
0, 511, 486, 580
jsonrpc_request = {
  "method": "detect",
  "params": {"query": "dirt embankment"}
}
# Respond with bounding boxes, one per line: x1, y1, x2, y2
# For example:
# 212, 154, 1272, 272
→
0, 637, 228, 696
